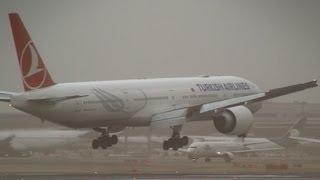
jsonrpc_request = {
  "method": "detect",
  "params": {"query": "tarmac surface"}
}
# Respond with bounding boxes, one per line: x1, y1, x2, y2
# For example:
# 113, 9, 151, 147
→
2, 173, 320, 180
0, 151, 320, 179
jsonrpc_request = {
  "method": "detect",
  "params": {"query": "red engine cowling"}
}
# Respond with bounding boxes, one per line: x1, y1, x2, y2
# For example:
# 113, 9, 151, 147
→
213, 106, 253, 136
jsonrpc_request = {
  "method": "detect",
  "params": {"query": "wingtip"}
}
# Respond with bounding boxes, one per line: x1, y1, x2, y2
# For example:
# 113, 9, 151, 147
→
307, 79, 318, 87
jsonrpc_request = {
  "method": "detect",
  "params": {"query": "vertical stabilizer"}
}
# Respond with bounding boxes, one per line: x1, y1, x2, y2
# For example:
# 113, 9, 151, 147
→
9, 13, 55, 91
272, 115, 307, 147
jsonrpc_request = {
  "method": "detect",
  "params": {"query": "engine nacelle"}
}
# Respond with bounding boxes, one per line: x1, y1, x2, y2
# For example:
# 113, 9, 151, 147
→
222, 152, 234, 162
213, 105, 253, 136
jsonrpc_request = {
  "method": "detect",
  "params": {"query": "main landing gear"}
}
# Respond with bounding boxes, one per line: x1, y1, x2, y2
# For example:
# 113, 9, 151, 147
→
91, 128, 118, 149
163, 125, 189, 151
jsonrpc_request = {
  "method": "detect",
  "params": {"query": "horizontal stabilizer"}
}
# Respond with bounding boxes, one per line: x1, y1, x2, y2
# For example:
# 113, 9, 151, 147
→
230, 147, 284, 154
27, 95, 88, 103
0, 91, 17, 102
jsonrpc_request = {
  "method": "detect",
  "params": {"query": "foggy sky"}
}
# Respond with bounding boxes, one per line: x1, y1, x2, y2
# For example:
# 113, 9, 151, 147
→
0, 0, 319, 112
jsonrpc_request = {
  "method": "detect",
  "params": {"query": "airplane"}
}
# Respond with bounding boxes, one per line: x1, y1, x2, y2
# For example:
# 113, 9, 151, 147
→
183, 138, 283, 162
269, 114, 308, 147
0, 13, 318, 151
0, 129, 89, 157
278, 115, 320, 154
182, 115, 308, 162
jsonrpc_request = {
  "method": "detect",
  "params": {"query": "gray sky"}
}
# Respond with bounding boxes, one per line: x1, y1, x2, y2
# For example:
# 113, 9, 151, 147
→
0, 0, 319, 107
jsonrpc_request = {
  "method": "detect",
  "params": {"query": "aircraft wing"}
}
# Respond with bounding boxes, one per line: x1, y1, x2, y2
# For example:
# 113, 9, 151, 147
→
151, 80, 317, 128
200, 79, 317, 114
251, 79, 318, 102
230, 147, 284, 154
289, 136, 320, 144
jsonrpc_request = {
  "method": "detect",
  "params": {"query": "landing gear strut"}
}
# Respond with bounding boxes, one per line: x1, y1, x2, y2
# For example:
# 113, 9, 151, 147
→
163, 125, 189, 151
91, 127, 118, 149
238, 134, 246, 142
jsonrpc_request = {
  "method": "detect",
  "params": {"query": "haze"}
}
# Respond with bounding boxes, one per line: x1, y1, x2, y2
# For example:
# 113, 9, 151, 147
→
0, 0, 319, 111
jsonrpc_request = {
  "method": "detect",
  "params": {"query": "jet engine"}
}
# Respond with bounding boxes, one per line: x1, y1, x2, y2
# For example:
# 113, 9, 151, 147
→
212, 105, 253, 136
220, 152, 234, 162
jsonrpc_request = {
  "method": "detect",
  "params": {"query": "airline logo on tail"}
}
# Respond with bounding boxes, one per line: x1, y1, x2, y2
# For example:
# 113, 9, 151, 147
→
9, 13, 55, 91
20, 41, 47, 90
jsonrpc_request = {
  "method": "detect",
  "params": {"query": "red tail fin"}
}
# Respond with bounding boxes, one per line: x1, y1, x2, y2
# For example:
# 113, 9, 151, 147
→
9, 13, 55, 91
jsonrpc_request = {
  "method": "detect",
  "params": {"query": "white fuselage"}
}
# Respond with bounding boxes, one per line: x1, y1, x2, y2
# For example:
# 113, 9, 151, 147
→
10, 76, 262, 128
187, 137, 281, 159
0, 129, 89, 151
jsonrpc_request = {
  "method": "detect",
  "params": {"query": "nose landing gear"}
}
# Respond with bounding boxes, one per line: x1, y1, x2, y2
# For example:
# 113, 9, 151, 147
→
92, 127, 118, 149
163, 125, 189, 151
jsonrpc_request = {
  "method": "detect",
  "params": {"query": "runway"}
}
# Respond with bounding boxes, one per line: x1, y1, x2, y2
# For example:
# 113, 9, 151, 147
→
0, 151, 320, 179
2, 173, 320, 180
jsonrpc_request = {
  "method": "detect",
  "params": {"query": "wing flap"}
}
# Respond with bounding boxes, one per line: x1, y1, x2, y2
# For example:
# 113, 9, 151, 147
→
151, 109, 187, 128
200, 93, 265, 113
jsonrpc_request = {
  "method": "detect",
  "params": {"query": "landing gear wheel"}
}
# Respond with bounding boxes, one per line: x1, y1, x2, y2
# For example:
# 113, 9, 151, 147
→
172, 144, 179, 151
92, 128, 119, 150
223, 155, 232, 163
163, 126, 189, 151
111, 135, 118, 145
238, 134, 247, 138
163, 140, 169, 150
92, 139, 99, 149
101, 143, 107, 149
162, 136, 189, 151
181, 136, 189, 146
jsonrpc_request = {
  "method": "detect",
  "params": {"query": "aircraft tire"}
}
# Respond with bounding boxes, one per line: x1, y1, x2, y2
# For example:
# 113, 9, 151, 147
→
111, 135, 118, 145
101, 144, 107, 149
163, 140, 169, 150
171, 138, 181, 150
172, 146, 179, 151
92, 139, 99, 149
223, 155, 232, 163
181, 136, 188, 146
